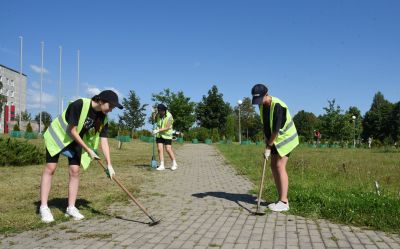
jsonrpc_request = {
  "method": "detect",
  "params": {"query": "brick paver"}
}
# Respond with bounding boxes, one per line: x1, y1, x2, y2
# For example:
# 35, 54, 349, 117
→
1, 144, 399, 249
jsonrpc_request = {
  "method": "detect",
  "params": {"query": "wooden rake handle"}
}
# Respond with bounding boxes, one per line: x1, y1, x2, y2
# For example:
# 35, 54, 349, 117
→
95, 159, 153, 218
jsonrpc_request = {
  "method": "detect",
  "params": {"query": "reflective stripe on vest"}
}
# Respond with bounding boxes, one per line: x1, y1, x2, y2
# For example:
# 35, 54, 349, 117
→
44, 98, 107, 169
259, 96, 299, 156
156, 111, 173, 139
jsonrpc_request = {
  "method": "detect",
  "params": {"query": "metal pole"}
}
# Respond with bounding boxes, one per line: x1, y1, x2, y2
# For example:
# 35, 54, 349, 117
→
77, 49, 80, 97
19, 36, 23, 124
238, 106, 241, 144
352, 116, 356, 148
353, 120, 356, 148
39, 41, 44, 133
58, 46, 62, 115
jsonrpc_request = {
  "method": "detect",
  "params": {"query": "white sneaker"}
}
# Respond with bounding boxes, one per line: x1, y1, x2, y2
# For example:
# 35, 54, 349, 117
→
40, 206, 55, 223
156, 164, 165, 171
65, 206, 85, 220
171, 162, 178, 171
267, 202, 277, 209
269, 201, 289, 212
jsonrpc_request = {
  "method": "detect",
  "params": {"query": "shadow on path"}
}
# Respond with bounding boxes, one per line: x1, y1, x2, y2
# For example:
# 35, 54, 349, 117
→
192, 191, 270, 214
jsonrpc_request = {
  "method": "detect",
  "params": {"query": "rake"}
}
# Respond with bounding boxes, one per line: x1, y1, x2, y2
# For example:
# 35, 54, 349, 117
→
95, 159, 160, 226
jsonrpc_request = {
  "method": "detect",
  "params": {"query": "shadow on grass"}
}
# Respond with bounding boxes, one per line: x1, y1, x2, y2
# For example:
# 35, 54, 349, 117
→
34, 198, 104, 215
192, 192, 272, 214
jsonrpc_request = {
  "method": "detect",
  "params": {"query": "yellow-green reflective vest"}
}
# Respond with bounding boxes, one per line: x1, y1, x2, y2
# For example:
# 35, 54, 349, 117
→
43, 98, 108, 170
156, 111, 173, 139
259, 96, 299, 156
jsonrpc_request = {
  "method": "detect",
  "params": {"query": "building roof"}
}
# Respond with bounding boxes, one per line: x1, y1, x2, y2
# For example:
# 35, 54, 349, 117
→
0, 64, 27, 77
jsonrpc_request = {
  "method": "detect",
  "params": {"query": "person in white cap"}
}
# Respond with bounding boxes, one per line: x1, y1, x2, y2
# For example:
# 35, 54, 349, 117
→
251, 84, 299, 212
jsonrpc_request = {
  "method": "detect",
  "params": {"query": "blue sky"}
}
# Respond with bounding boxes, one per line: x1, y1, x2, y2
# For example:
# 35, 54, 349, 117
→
1, 0, 399, 126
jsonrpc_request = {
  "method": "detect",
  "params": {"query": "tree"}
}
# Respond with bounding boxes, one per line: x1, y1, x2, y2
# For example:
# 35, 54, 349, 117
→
390, 101, 400, 143
344, 106, 363, 143
293, 110, 318, 142
152, 89, 196, 132
233, 97, 262, 141
35, 111, 52, 129
107, 119, 120, 138
319, 99, 348, 142
118, 90, 148, 134
15, 110, 32, 123
362, 92, 394, 142
195, 85, 231, 132
224, 114, 235, 140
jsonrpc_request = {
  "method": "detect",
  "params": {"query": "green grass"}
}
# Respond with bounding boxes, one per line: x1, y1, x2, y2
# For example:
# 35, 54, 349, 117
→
216, 144, 400, 234
0, 138, 166, 235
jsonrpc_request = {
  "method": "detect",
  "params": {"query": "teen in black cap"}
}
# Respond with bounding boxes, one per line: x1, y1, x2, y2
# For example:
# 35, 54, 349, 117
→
251, 83, 299, 212
39, 90, 122, 223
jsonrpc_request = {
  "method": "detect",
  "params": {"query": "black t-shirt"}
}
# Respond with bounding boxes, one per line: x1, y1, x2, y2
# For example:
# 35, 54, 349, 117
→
65, 99, 108, 138
262, 103, 287, 140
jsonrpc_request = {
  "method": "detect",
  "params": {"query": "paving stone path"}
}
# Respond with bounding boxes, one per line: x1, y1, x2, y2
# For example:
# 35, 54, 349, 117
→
1, 144, 399, 249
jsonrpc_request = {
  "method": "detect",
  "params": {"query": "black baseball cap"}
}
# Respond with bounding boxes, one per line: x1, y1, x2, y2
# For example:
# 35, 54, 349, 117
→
97, 90, 123, 109
157, 103, 167, 111
251, 84, 268, 105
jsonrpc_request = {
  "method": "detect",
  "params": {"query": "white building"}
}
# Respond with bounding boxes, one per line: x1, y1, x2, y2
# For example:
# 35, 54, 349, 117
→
0, 64, 27, 133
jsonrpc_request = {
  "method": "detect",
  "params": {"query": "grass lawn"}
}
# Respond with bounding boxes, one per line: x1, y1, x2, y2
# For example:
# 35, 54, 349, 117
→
216, 143, 400, 234
0, 137, 163, 235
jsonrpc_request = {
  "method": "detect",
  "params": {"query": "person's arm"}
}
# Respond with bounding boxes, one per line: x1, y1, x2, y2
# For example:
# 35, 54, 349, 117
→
100, 137, 111, 165
68, 125, 92, 154
266, 104, 285, 148
158, 119, 172, 132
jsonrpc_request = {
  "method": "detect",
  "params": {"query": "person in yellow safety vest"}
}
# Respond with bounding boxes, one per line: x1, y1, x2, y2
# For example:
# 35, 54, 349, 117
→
251, 84, 299, 212
39, 90, 123, 223
152, 103, 178, 171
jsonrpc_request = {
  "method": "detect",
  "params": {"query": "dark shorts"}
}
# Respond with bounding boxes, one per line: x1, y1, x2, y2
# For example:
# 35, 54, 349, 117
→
271, 145, 290, 157
156, 137, 172, 145
46, 142, 82, 165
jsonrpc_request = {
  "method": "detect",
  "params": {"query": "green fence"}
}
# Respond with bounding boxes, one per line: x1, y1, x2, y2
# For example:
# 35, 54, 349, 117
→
116, 135, 132, 142
10, 131, 22, 138
205, 138, 212, 144
139, 136, 155, 143
24, 132, 38, 139
192, 139, 198, 144
10, 131, 38, 139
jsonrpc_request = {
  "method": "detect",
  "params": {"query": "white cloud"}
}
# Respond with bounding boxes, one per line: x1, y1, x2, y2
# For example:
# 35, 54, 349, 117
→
30, 65, 49, 74
84, 83, 123, 99
86, 86, 101, 96
31, 81, 40, 89
26, 88, 56, 109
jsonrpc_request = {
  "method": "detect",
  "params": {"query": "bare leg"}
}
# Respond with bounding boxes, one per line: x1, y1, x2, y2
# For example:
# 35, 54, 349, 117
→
165, 145, 176, 161
157, 143, 164, 162
40, 163, 57, 206
68, 165, 80, 207
270, 156, 280, 198
271, 155, 289, 202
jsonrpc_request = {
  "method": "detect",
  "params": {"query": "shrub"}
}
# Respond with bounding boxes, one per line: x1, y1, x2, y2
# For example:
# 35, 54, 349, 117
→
26, 122, 33, 132
210, 128, 220, 142
13, 124, 20, 131
132, 129, 152, 139
0, 138, 44, 166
